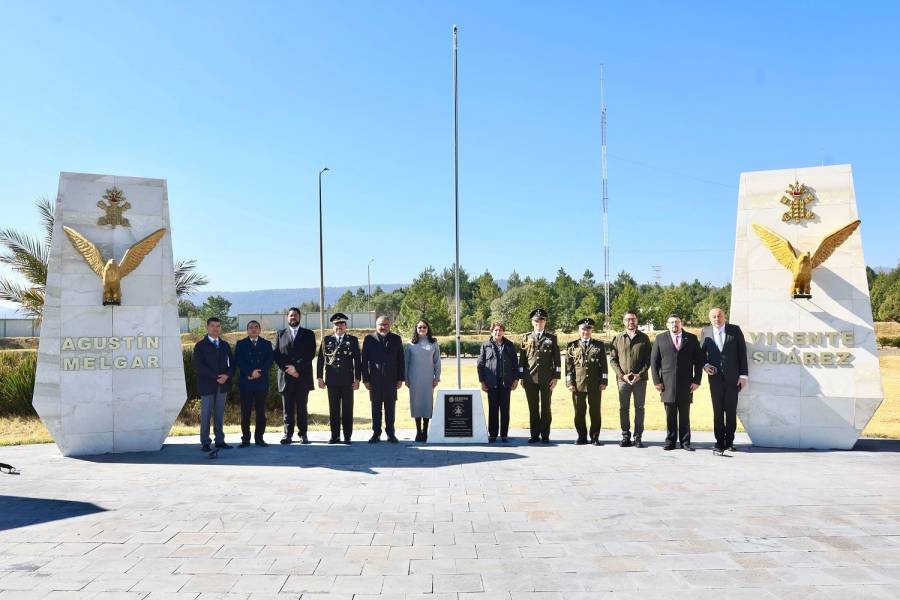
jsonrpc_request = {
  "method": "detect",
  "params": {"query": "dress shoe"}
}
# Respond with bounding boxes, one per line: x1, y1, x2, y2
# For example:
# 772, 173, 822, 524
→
255, 440, 269, 447
663, 444, 676, 451
682, 443, 695, 451
619, 436, 632, 447
592, 439, 602, 446
713, 448, 724, 456
280, 437, 292, 445
369, 435, 380, 443
328, 438, 339, 445
489, 437, 497, 443
415, 432, 424, 442
215, 443, 232, 449
239, 441, 251, 448
528, 437, 539, 444
387, 435, 399, 443
575, 438, 589, 445
500, 437, 509, 443
201, 444, 211, 452
633, 436, 645, 448
541, 438, 551, 444
728, 445, 737, 452
343, 439, 352, 445
301, 435, 310, 445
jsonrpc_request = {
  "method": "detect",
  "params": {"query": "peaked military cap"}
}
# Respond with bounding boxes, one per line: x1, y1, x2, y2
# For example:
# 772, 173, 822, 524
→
577, 318, 595, 327
330, 312, 349, 324
530, 308, 548, 320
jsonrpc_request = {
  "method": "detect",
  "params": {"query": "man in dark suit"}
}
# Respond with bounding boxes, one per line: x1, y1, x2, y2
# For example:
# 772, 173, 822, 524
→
650, 313, 704, 451
362, 315, 405, 443
699, 307, 749, 455
234, 320, 274, 447
317, 313, 362, 444
273, 307, 317, 444
192, 317, 235, 452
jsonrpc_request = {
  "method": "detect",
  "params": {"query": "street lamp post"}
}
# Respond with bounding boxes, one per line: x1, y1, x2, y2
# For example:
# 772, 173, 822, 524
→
367, 258, 374, 316
318, 167, 330, 343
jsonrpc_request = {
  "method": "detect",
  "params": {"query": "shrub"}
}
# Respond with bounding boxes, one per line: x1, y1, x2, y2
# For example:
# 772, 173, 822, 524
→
877, 336, 900, 348
0, 350, 37, 416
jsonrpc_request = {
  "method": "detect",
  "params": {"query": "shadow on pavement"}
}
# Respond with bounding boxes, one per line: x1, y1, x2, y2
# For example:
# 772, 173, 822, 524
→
74, 442, 527, 475
0, 495, 106, 531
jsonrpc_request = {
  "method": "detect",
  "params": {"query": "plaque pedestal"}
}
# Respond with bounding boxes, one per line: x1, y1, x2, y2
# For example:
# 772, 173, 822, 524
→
428, 389, 489, 443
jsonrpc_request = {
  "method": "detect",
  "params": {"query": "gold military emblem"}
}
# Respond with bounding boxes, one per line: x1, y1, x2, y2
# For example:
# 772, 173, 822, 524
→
780, 180, 817, 223
97, 187, 132, 228
752, 220, 861, 298
62, 226, 167, 305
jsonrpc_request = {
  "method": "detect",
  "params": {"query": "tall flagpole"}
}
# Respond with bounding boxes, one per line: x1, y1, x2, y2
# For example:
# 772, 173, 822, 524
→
452, 24, 461, 389
601, 65, 610, 331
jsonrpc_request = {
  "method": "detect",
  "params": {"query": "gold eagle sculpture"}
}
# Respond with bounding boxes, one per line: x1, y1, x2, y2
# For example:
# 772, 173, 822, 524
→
752, 220, 861, 298
62, 226, 167, 305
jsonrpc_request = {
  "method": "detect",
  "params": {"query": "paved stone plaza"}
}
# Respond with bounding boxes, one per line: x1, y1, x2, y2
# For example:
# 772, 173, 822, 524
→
1, 430, 899, 600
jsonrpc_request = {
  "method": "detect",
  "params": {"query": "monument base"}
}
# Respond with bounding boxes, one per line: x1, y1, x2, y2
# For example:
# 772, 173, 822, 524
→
428, 389, 488, 443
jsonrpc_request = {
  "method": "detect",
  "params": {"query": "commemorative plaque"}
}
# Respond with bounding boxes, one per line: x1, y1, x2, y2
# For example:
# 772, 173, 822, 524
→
444, 393, 474, 437
428, 388, 488, 443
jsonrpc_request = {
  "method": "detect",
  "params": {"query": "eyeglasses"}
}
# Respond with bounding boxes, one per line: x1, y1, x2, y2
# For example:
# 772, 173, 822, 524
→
416, 325, 428, 330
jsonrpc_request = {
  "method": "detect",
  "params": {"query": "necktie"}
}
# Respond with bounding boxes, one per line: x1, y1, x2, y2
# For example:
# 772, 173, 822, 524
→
715, 329, 723, 351
673, 334, 681, 350
213, 339, 219, 349
252, 340, 257, 348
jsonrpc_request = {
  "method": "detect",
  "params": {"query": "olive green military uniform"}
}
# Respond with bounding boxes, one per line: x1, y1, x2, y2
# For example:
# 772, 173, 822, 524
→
565, 338, 608, 443
519, 330, 561, 441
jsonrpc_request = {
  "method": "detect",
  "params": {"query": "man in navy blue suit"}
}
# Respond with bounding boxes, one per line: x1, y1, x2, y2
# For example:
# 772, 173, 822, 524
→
699, 307, 749, 455
192, 317, 235, 452
234, 320, 274, 447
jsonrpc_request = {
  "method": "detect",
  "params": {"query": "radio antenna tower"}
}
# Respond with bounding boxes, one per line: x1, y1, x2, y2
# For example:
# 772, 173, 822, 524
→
601, 65, 610, 330
651, 265, 662, 285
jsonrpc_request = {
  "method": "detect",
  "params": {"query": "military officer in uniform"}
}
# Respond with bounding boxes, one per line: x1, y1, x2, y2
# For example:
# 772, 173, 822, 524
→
317, 313, 362, 444
519, 308, 561, 443
565, 318, 608, 445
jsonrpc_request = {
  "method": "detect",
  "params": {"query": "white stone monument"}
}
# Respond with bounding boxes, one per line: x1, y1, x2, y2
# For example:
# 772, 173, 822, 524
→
730, 164, 883, 449
428, 389, 489, 443
33, 172, 186, 456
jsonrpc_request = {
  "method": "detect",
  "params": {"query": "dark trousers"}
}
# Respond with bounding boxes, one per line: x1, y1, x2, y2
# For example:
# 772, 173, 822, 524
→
618, 378, 647, 437
664, 401, 691, 446
370, 386, 398, 436
327, 385, 354, 440
523, 382, 552, 440
281, 388, 310, 438
487, 386, 511, 439
710, 376, 739, 449
240, 390, 267, 442
572, 390, 601, 441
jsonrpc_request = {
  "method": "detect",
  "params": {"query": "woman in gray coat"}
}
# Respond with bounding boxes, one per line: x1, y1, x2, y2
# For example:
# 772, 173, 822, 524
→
404, 319, 441, 441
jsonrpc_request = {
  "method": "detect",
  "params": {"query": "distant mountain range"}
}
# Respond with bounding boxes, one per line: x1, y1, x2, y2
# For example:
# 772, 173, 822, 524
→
185, 284, 409, 314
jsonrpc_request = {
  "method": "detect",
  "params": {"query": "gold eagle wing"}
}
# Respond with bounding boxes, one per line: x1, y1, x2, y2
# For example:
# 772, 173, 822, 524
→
62, 226, 106, 277
751, 223, 798, 270
118, 228, 167, 277
811, 220, 861, 268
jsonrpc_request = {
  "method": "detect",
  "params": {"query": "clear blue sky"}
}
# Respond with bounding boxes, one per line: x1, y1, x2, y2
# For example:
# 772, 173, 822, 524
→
1, 1, 897, 313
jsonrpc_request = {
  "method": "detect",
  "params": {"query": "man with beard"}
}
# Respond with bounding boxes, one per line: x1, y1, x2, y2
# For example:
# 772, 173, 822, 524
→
273, 307, 316, 444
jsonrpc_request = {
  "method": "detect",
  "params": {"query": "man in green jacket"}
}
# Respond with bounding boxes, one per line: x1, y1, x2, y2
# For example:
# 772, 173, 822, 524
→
608, 310, 652, 448
519, 308, 561, 444
565, 318, 608, 445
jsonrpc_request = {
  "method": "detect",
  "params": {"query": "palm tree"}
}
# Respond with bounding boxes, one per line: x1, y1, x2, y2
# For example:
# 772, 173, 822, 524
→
174, 259, 208, 298
0, 198, 52, 318
0, 198, 207, 319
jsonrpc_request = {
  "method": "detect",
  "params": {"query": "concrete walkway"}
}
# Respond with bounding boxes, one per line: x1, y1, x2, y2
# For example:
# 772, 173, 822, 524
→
1, 429, 898, 599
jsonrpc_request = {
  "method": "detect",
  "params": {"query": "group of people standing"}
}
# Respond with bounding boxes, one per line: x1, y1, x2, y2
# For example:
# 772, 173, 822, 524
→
192, 304, 748, 456
475, 306, 748, 452
191, 308, 441, 451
